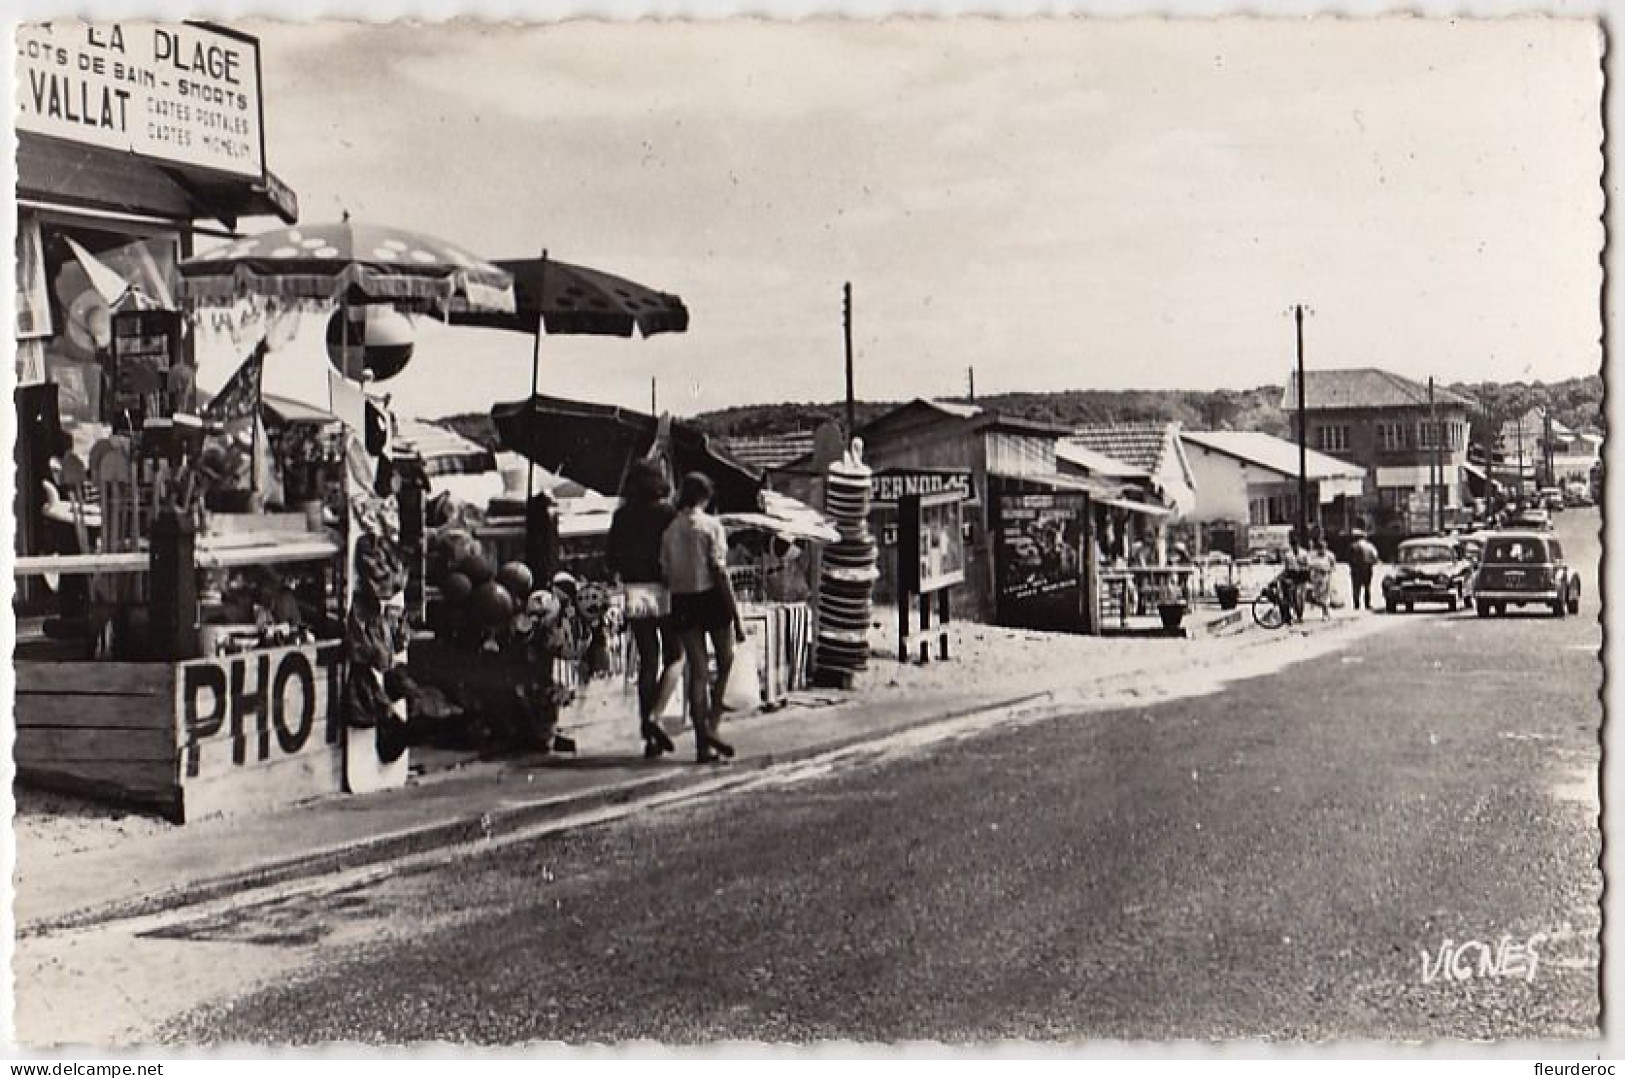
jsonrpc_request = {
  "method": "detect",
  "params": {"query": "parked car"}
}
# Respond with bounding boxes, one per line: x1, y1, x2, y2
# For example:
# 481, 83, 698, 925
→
1471, 530, 1581, 617
1509, 506, 1552, 530
1565, 480, 1593, 507
1537, 486, 1567, 512
1381, 536, 1475, 613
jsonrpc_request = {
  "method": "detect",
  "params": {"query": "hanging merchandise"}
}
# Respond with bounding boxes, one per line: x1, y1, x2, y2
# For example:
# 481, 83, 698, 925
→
342, 426, 414, 786
813, 439, 879, 685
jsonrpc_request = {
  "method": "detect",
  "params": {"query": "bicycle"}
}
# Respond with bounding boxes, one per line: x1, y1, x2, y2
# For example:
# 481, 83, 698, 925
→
1251, 572, 1295, 630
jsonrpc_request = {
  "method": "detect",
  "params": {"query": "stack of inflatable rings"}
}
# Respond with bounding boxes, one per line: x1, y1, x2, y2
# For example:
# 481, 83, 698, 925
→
815, 458, 879, 679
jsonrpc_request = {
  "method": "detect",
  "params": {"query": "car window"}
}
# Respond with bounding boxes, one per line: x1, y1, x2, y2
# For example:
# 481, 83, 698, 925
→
1484, 538, 1550, 564
1399, 545, 1453, 564
1551, 540, 1563, 560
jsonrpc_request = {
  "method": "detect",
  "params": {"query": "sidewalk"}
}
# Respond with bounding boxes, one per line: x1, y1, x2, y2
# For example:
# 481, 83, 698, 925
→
15, 601, 1357, 935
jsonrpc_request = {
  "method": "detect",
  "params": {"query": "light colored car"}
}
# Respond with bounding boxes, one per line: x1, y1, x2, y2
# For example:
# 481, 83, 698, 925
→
1472, 530, 1580, 617
1382, 537, 1475, 613
1509, 506, 1552, 531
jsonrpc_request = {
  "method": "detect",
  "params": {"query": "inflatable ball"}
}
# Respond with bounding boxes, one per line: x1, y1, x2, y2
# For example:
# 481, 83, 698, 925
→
471, 581, 517, 628
441, 571, 474, 605
495, 560, 534, 598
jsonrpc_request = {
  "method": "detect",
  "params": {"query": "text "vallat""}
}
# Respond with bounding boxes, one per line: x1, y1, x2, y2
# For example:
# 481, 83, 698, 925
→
1420, 934, 1545, 984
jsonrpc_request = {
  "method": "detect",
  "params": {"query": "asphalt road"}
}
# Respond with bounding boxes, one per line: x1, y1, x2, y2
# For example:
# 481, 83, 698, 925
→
153, 509, 1602, 1045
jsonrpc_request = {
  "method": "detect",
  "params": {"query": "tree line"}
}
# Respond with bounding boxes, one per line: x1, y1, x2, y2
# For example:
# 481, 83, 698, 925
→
683, 374, 1602, 445
434, 374, 1601, 451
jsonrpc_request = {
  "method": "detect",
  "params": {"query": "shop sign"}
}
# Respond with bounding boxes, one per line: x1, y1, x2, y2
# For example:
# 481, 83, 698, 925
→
1246, 524, 1292, 556
178, 642, 344, 777
871, 469, 974, 505
17, 22, 265, 179
992, 491, 1090, 631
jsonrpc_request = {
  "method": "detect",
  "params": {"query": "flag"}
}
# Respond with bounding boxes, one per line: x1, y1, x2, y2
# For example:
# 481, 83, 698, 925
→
204, 339, 268, 423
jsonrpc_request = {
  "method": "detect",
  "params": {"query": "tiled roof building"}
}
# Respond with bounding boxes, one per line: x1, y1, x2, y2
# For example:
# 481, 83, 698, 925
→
1282, 368, 1477, 412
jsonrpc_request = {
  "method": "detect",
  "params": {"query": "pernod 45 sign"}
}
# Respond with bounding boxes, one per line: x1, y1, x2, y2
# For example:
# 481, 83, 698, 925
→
18, 21, 265, 179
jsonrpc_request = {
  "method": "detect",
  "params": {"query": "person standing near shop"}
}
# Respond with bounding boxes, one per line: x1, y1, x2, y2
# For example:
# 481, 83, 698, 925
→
661, 471, 744, 764
1349, 530, 1380, 611
1306, 536, 1336, 620
607, 459, 682, 759
1287, 532, 1312, 622
1278, 532, 1307, 625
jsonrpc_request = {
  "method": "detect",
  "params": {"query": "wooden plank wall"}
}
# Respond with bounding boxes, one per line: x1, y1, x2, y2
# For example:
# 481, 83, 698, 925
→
17, 640, 350, 824
15, 662, 182, 819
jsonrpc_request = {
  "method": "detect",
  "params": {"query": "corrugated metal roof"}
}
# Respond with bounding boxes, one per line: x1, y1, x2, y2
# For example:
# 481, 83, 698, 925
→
721, 432, 818, 472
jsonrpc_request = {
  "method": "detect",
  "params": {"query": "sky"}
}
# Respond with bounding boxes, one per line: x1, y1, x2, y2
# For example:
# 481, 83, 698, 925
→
194, 17, 1604, 421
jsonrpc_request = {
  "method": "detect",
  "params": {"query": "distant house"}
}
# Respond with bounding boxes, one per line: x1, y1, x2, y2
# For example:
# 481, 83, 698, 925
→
1500, 408, 1601, 488
1062, 422, 1197, 518
1179, 430, 1366, 544
1283, 368, 1476, 533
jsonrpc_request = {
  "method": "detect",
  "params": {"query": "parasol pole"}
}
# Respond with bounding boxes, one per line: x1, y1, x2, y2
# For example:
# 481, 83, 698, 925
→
525, 251, 547, 552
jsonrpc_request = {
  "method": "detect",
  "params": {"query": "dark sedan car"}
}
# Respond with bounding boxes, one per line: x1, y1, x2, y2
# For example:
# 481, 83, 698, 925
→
1472, 530, 1581, 617
1382, 537, 1474, 613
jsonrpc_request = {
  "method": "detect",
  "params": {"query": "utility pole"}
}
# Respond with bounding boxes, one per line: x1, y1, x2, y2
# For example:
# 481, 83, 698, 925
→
968, 367, 976, 403
843, 282, 855, 439
1295, 304, 1309, 541
1516, 410, 1526, 507
1543, 407, 1554, 488
650, 376, 657, 416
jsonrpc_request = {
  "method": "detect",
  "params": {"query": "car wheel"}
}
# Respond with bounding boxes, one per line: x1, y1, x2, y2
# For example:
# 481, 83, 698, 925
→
1494, 603, 1506, 616
1552, 600, 1566, 618
1385, 599, 1396, 614
1446, 594, 1458, 612
1475, 600, 1490, 617
1568, 591, 1581, 615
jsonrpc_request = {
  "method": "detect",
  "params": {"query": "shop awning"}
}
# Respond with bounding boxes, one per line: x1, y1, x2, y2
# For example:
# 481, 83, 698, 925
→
1318, 475, 1365, 502
1101, 496, 1172, 517
1014, 472, 1174, 517
18, 132, 298, 229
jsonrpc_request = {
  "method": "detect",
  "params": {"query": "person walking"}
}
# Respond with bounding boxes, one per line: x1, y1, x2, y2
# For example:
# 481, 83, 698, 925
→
661, 471, 745, 764
1306, 536, 1335, 620
607, 459, 682, 759
1275, 535, 1301, 625
1349, 529, 1380, 611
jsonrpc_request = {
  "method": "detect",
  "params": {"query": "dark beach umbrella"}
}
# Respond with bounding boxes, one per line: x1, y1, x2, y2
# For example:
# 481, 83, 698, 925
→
447, 256, 688, 338
491, 394, 762, 514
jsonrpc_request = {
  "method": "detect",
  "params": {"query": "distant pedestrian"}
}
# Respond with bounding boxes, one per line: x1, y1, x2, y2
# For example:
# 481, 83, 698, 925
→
607, 459, 681, 759
1306, 537, 1335, 620
1349, 530, 1380, 611
661, 472, 745, 765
